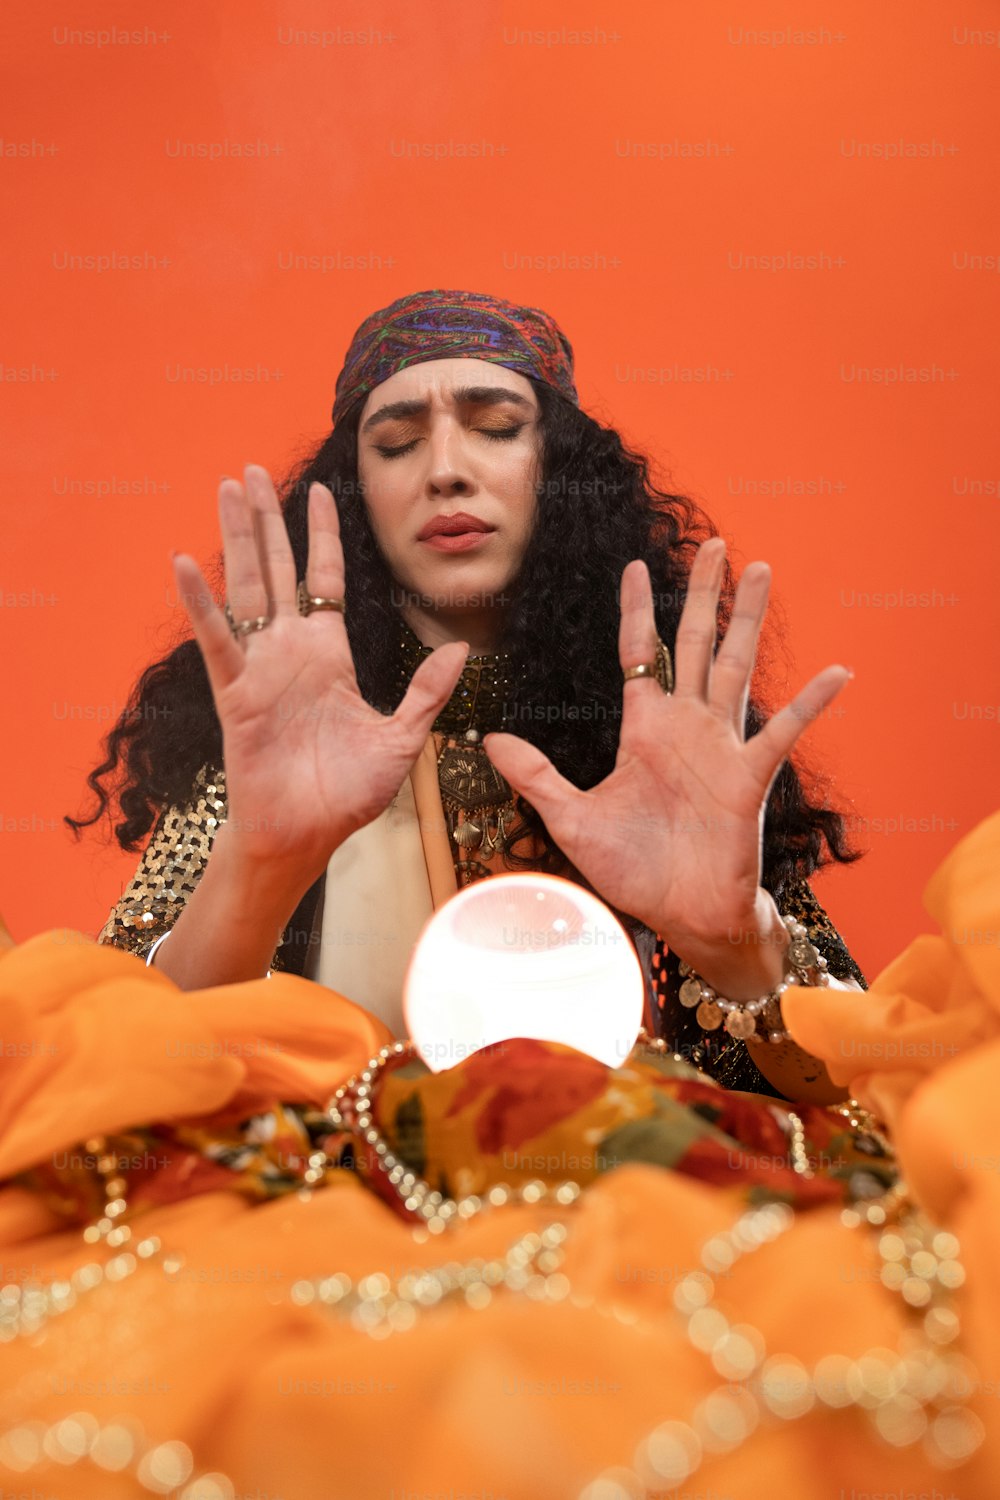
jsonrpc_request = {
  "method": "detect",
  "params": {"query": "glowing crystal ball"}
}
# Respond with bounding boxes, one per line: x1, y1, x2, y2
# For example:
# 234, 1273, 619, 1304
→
403, 873, 645, 1072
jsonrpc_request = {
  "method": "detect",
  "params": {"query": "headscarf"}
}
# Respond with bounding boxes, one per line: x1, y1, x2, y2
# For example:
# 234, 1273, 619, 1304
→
331, 287, 579, 426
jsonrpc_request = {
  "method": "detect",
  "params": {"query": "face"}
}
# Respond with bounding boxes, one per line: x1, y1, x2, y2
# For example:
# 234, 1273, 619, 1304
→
356, 358, 542, 652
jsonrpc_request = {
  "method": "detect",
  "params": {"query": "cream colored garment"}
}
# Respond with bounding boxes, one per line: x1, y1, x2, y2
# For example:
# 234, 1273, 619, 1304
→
313, 734, 658, 1040
314, 735, 458, 1037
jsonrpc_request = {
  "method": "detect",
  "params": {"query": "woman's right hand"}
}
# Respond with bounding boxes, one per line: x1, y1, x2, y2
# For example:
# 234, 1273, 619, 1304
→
171, 463, 468, 894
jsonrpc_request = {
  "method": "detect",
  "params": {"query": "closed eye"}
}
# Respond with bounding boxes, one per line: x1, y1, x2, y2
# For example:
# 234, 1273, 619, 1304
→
375, 425, 526, 460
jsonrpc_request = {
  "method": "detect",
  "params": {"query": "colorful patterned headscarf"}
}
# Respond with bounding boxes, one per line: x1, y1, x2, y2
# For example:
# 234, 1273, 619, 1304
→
331, 288, 579, 427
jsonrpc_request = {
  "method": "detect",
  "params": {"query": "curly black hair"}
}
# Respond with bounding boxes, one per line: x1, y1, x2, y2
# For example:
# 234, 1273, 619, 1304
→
65, 378, 865, 920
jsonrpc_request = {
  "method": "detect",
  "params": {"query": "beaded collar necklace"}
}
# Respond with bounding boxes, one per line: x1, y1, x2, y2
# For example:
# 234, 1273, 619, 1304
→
395, 617, 517, 734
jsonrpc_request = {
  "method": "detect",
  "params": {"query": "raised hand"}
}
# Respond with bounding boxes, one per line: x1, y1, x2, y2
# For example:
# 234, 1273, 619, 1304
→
482, 537, 853, 947
171, 464, 469, 892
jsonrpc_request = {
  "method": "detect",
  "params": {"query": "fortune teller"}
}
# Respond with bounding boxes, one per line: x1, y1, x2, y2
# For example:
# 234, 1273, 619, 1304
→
69, 288, 869, 1102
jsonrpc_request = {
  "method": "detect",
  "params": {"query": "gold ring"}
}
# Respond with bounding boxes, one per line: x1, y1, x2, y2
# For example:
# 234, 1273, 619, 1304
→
224, 603, 270, 637
297, 580, 345, 615
623, 639, 673, 694
233, 615, 270, 637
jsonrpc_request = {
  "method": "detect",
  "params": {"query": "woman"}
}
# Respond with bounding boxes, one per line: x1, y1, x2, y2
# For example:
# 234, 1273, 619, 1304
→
13, 290, 990, 1496
70, 288, 867, 1101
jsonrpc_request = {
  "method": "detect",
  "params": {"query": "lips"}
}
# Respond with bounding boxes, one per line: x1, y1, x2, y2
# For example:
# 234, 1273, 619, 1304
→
417, 513, 495, 540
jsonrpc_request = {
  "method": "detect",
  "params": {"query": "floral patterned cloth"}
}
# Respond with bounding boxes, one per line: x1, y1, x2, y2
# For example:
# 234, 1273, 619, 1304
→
14, 1039, 895, 1231
340, 1039, 896, 1220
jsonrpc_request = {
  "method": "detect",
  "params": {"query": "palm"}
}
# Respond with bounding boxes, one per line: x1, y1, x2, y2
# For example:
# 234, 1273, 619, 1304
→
172, 466, 468, 888
484, 541, 852, 945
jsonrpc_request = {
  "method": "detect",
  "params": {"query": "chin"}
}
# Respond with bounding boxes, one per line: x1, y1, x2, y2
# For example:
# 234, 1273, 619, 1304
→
419, 564, 510, 606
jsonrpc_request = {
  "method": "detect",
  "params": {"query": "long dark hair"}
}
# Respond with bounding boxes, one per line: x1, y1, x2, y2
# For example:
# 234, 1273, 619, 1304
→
65, 380, 864, 914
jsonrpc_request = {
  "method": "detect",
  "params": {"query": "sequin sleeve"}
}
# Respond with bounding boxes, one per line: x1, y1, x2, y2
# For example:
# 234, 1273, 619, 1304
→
96, 764, 236, 965
649, 875, 868, 1098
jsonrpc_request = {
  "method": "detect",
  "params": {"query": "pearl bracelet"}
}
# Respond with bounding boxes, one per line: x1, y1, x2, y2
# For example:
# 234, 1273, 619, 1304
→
677, 914, 829, 1045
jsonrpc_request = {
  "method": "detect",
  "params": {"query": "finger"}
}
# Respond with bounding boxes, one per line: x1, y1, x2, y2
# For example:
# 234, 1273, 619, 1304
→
244, 464, 298, 618
482, 731, 581, 826
304, 482, 347, 616
618, 560, 664, 721
220, 478, 269, 627
743, 666, 854, 790
172, 552, 245, 695
707, 561, 770, 735
301, 481, 357, 688
672, 537, 727, 700
392, 640, 471, 744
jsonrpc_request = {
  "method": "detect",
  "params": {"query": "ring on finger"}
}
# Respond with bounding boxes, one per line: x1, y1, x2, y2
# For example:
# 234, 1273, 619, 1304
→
622, 638, 674, 694
224, 602, 270, 638
297, 580, 346, 616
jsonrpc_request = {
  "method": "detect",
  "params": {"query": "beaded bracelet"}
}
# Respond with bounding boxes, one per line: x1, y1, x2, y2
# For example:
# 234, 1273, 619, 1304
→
677, 913, 829, 1045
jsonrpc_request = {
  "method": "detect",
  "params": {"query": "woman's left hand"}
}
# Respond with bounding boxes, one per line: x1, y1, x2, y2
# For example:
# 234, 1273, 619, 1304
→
483, 537, 853, 949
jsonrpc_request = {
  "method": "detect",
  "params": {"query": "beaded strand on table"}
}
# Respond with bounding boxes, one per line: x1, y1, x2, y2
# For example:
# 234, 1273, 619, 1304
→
577, 1178, 983, 1497
0, 1132, 236, 1498
323, 1039, 584, 1232
0, 1060, 985, 1494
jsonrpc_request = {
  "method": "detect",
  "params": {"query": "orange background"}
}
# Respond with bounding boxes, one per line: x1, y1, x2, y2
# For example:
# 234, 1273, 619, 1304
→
2, 1, 998, 983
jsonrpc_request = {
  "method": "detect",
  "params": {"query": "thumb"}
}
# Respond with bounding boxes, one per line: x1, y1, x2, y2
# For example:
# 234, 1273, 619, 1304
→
392, 640, 470, 743
482, 732, 576, 815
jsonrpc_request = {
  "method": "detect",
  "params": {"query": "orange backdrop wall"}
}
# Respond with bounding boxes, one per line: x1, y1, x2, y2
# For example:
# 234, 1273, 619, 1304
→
3, 0, 998, 986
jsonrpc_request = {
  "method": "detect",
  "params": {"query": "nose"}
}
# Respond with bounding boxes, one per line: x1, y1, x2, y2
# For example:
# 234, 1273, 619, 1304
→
424, 414, 473, 496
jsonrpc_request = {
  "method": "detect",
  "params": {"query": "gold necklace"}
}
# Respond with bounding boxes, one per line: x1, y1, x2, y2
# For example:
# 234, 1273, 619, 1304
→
396, 620, 522, 886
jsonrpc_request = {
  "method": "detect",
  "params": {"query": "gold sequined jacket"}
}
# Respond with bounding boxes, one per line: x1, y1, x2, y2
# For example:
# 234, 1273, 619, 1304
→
97, 763, 868, 1098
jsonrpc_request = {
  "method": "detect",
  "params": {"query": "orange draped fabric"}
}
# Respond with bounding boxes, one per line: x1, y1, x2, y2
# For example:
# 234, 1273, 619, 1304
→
2, 813, 1000, 1497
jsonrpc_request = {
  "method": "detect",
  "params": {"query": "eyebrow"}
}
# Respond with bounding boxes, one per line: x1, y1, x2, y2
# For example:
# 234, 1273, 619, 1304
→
361, 385, 534, 434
